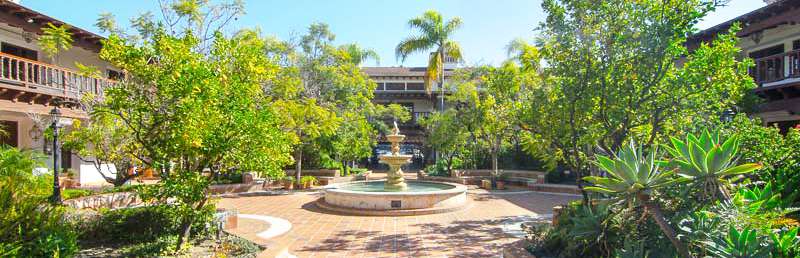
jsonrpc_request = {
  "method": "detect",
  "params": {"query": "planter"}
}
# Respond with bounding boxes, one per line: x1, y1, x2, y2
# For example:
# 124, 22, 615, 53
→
59, 176, 78, 189
496, 181, 506, 190
481, 179, 492, 190
142, 168, 154, 178
282, 181, 294, 190
301, 182, 315, 189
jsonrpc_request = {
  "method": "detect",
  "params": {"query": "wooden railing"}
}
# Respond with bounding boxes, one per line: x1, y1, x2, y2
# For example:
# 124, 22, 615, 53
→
753, 49, 800, 85
0, 52, 114, 99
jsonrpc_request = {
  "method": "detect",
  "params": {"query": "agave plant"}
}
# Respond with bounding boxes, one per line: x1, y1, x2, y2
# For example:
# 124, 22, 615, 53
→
770, 227, 800, 258
705, 226, 770, 258
664, 130, 762, 203
583, 142, 689, 257
733, 182, 783, 213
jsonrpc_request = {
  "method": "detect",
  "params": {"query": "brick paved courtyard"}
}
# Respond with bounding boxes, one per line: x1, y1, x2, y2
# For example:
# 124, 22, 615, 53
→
218, 187, 579, 258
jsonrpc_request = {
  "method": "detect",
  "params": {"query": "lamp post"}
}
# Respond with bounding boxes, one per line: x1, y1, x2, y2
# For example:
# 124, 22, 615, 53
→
49, 106, 62, 204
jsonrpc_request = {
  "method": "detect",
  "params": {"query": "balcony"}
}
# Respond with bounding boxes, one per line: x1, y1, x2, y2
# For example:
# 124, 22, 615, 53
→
752, 49, 800, 86
0, 52, 114, 101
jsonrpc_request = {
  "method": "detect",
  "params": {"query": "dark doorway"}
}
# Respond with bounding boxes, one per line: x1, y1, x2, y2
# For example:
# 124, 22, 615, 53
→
1, 42, 38, 60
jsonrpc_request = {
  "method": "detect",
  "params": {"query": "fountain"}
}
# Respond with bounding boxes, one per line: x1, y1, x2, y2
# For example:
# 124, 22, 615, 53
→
380, 122, 410, 190
317, 123, 468, 216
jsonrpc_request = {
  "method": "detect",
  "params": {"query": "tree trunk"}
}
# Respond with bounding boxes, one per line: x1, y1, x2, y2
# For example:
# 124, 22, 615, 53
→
175, 196, 208, 251
176, 219, 193, 251
295, 148, 302, 182
491, 150, 499, 175
638, 193, 690, 258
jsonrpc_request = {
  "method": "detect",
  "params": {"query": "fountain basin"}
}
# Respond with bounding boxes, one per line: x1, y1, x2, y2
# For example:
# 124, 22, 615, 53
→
318, 180, 468, 216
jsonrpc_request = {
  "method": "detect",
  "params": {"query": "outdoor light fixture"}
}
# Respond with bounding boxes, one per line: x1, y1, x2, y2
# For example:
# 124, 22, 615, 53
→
48, 101, 72, 204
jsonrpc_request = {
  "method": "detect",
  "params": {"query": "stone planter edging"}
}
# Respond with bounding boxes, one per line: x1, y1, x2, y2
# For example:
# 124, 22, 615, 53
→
63, 192, 141, 210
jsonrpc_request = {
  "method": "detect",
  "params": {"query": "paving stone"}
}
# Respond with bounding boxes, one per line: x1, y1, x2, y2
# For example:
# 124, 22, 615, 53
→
218, 187, 578, 257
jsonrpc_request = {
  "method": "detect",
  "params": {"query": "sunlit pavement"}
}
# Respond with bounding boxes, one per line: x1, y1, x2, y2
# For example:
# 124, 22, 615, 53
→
218, 182, 578, 258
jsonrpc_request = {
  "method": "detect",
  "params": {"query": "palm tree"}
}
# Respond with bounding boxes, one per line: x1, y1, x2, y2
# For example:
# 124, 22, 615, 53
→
395, 10, 463, 112
583, 142, 690, 258
505, 38, 540, 71
339, 43, 380, 66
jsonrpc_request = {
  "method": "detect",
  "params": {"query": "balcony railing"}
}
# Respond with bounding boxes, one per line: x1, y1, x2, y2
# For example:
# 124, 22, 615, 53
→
753, 49, 800, 85
0, 52, 114, 99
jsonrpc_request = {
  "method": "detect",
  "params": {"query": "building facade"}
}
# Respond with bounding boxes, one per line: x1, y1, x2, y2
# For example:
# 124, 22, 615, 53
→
0, 1, 116, 186
362, 65, 457, 169
691, 0, 800, 131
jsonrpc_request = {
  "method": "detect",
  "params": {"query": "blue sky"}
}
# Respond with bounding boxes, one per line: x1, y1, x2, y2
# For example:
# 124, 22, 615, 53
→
23, 0, 765, 67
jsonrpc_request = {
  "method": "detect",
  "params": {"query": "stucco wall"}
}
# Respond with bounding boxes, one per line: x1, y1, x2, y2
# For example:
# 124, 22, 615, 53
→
0, 23, 112, 73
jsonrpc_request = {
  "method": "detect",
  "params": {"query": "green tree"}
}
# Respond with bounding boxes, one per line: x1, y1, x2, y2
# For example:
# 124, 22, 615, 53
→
38, 22, 73, 63
518, 0, 753, 200
396, 10, 463, 111
97, 24, 292, 252
264, 23, 379, 182
450, 63, 524, 176
420, 109, 469, 175
339, 43, 380, 66
62, 113, 141, 186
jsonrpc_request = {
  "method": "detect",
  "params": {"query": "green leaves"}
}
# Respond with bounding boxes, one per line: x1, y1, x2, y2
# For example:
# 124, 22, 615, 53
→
584, 141, 675, 198
705, 226, 770, 258
664, 130, 762, 202
770, 228, 800, 258
396, 10, 463, 92
38, 23, 73, 59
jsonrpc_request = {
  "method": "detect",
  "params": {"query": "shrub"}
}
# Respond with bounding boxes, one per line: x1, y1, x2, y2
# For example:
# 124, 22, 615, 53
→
720, 115, 800, 207
0, 147, 78, 257
424, 159, 450, 177
300, 175, 318, 186
78, 204, 215, 245
62, 188, 94, 200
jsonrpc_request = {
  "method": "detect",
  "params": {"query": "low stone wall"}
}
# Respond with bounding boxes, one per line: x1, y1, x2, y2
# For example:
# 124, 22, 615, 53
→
419, 172, 579, 195
456, 169, 545, 179
208, 183, 262, 195
526, 183, 581, 195
284, 169, 340, 178
65, 183, 266, 210
63, 192, 141, 210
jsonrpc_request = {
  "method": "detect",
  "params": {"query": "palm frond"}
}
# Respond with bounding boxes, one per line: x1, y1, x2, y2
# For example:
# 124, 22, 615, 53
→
395, 35, 436, 62
425, 53, 442, 93
443, 16, 463, 35
444, 40, 463, 62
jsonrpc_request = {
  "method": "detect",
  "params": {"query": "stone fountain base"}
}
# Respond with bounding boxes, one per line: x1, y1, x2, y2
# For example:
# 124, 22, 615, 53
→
318, 180, 469, 216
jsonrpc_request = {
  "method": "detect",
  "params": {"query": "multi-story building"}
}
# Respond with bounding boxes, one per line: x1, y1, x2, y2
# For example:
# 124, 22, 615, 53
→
362, 61, 457, 169
0, 0, 116, 185
691, 0, 800, 131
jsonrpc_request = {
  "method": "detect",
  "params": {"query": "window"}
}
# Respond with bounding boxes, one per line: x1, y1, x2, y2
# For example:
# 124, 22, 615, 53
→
406, 83, 424, 91
749, 44, 784, 59
0, 121, 18, 147
1, 42, 37, 60
385, 82, 405, 91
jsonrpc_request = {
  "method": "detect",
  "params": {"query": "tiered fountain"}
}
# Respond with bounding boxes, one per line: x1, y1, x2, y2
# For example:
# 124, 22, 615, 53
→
318, 123, 468, 216
380, 122, 410, 190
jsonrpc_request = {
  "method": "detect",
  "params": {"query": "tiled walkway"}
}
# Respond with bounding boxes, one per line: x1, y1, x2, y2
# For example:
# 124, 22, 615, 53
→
218, 187, 578, 258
